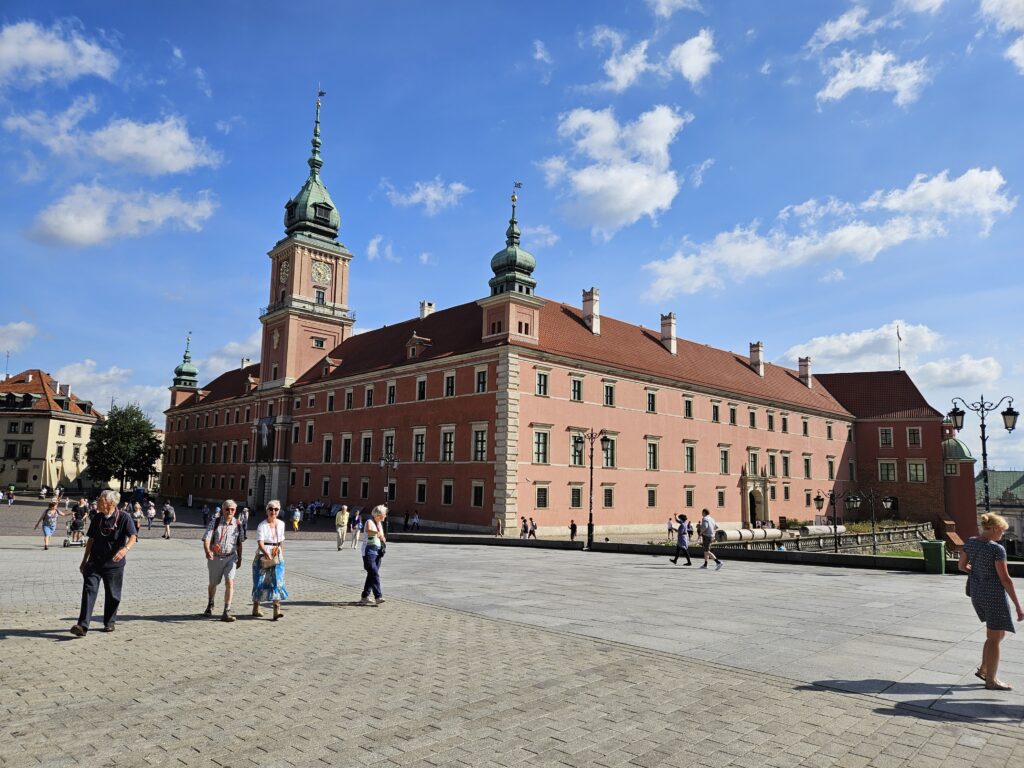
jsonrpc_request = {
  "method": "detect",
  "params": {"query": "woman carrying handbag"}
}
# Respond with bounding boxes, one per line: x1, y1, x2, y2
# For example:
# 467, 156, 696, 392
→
252, 500, 289, 620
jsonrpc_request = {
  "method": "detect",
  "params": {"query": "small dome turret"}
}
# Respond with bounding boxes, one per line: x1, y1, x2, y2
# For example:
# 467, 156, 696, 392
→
488, 191, 537, 296
172, 334, 199, 389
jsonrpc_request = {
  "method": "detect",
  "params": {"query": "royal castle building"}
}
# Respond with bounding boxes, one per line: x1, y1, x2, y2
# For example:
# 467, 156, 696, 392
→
161, 103, 978, 537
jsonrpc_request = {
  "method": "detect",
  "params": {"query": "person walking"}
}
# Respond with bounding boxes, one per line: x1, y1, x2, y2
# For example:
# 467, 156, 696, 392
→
145, 501, 156, 531
237, 506, 250, 541
70, 490, 137, 636
350, 511, 363, 549
959, 512, 1024, 691
335, 504, 350, 550
667, 517, 676, 541
161, 501, 175, 538
569, 520, 578, 542
698, 509, 723, 570
520, 517, 528, 539
291, 505, 301, 532
670, 514, 693, 566
71, 499, 89, 544
411, 512, 420, 531
131, 503, 145, 537
202, 499, 244, 622
33, 500, 67, 550
359, 505, 388, 606
252, 501, 288, 620
202, 504, 210, 528
528, 518, 538, 539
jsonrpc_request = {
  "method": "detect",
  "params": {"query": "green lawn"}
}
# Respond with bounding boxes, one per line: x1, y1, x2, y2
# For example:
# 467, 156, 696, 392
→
883, 550, 923, 558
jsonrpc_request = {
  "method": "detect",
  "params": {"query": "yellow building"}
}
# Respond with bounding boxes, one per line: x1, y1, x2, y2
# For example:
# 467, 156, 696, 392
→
0, 369, 99, 494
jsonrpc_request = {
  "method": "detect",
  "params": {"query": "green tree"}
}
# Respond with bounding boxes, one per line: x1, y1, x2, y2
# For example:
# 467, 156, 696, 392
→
85, 404, 162, 492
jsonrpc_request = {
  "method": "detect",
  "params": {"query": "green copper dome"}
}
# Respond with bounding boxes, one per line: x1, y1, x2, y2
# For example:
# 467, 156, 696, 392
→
489, 194, 537, 296
284, 96, 341, 239
172, 335, 198, 389
942, 437, 973, 461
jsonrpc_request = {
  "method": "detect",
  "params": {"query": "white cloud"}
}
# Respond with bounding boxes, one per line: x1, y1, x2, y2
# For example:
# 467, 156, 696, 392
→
4, 98, 221, 175
215, 116, 243, 134
898, 0, 946, 12
760, 60, 773, 75
817, 50, 930, 106
981, 0, 1024, 32
194, 66, 211, 98
418, 252, 433, 266
32, 184, 217, 247
1006, 35, 1024, 72
914, 354, 1003, 390
0, 321, 38, 352
646, 0, 703, 18
0, 20, 118, 87
592, 27, 653, 92
784, 321, 941, 372
366, 235, 401, 263
820, 267, 846, 283
541, 105, 691, 240
807, 6, 887, 53
382, 176, 470, 215
171, 46, 183, 61
643, 167, 1015, 299
862, 167, 1016, 235
54, 359, 168, 423
690, 157, 714, 188
522, 224, 560, 248
194, 331, 262, 380
533, 40, 552, 64
667, 28, 721, 89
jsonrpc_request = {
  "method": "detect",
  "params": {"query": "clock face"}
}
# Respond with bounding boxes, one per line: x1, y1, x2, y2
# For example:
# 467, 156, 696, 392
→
312, 261, 332, 285
278, 259, 290, 284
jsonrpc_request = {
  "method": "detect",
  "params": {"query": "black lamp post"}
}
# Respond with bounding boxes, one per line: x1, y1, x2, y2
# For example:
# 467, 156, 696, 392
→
379, 452, 398, 504
814, 489, 857, 553
949, 396, 1018, 515
585, 429, 610, 550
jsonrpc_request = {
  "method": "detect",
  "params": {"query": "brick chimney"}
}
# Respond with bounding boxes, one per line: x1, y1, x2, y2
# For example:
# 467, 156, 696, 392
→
660, 313, 677, 354
799, 357, 812, 388
582, 288, 600, 335
749, 341, 764, 377
419, 300, 435, 319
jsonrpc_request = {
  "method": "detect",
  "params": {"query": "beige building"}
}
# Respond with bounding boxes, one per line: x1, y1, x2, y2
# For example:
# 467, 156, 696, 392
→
0, 369, 99, 494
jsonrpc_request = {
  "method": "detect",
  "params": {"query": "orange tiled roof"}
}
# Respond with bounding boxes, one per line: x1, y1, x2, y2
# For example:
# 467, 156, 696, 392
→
0, 369, 98, 418
816, 370, 942, 420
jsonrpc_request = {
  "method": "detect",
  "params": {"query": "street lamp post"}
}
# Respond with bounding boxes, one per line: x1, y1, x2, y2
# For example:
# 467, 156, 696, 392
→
379, 452, 398, 505
584, 429, 610, 550
814, 489, 858, 553
948, 396, 1018, 515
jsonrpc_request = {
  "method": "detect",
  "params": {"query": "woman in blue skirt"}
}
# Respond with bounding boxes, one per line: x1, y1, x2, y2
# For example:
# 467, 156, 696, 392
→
33, 500, 66, 550
252, 500, 288, 620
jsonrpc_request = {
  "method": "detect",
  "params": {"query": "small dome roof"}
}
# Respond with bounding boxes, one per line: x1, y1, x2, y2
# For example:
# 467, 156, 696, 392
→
174, 358, 198, 378
942, 437, 973, 461
490, 243, 536, 274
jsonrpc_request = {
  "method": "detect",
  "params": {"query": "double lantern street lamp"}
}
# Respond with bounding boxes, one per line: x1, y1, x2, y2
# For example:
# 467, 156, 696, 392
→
948, 396, 1018, 515
379, 452, 398, 505
585, 429, 611, 550
814, 490, 895, 555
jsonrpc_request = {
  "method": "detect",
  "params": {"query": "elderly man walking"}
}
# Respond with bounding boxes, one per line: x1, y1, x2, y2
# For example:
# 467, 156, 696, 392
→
202, 499, 244, 622
335, 504, 350, 551
70, 490, 138, 636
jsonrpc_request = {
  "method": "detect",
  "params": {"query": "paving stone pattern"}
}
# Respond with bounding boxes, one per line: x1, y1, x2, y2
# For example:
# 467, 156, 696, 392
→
1, 537, 1022, 767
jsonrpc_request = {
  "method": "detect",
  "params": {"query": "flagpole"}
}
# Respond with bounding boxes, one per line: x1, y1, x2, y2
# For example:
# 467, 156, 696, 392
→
896, 325, 902, 370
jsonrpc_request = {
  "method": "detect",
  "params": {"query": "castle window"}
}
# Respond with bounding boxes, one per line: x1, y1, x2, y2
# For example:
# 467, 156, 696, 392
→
286, 202, 297, 221
312, 337, 325, 349
313, 204, 331, 223
315, 289, 326, 305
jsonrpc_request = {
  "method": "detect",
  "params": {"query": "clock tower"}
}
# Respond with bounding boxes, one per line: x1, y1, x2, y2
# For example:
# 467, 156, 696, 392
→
260, 94, 355, 387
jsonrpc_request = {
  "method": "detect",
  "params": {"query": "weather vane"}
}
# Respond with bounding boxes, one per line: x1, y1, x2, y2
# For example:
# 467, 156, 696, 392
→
512, 180, 522, 203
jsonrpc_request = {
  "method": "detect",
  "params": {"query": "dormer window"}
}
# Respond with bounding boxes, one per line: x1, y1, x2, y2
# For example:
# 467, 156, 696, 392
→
286, 202, 297, 221
313, 204, 332, 223
409, 347, 417, 359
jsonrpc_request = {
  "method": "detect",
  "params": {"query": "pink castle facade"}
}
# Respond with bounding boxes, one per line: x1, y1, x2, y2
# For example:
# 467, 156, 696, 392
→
161, 105, 971, 537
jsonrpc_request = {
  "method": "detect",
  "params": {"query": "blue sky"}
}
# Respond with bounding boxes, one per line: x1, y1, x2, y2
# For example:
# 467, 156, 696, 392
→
1, 0, 1022, 468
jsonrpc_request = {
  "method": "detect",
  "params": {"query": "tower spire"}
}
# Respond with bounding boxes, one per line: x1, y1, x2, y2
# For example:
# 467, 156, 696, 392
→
308, 88, 326, 178
506, 180, 522, 247
172, 331, 198, 389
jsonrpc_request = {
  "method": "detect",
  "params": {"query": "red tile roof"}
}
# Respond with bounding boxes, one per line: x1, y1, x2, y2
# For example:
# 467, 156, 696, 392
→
816, 371, 942, 420
0, 369, 98, 418
171, 364, 261, 410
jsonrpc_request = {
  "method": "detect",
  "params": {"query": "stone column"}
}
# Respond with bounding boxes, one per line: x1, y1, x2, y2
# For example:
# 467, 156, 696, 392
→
492, 348, 520, 536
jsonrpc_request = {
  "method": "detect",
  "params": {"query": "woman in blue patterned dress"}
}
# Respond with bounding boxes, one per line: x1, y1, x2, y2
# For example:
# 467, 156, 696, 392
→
252, 500, 289, 621
33, 501, 66, 550
959, 513, 1024, 691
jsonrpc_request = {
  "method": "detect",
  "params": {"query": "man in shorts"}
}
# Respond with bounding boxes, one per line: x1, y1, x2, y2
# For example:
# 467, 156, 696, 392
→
202, 499, 243, 622
698, 508, 723, 570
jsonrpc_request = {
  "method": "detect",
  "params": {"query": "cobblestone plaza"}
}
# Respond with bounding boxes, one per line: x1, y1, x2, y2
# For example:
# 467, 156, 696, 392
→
2, 530, 1022, 767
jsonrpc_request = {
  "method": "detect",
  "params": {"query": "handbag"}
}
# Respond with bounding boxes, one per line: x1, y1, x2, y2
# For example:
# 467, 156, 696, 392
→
260, 544, 281, 569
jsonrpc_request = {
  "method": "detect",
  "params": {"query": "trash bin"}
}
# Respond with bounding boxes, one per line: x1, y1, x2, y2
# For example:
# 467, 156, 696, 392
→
921, 540, 946, 574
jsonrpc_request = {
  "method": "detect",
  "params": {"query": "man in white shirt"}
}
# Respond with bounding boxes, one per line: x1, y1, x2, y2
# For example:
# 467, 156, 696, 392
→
698, 508, 723, 570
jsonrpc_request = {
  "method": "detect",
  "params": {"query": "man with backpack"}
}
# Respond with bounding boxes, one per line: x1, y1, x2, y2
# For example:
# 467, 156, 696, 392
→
698, 509, 723, 570
670, 514, 693, 566
202, 499, 244, 622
